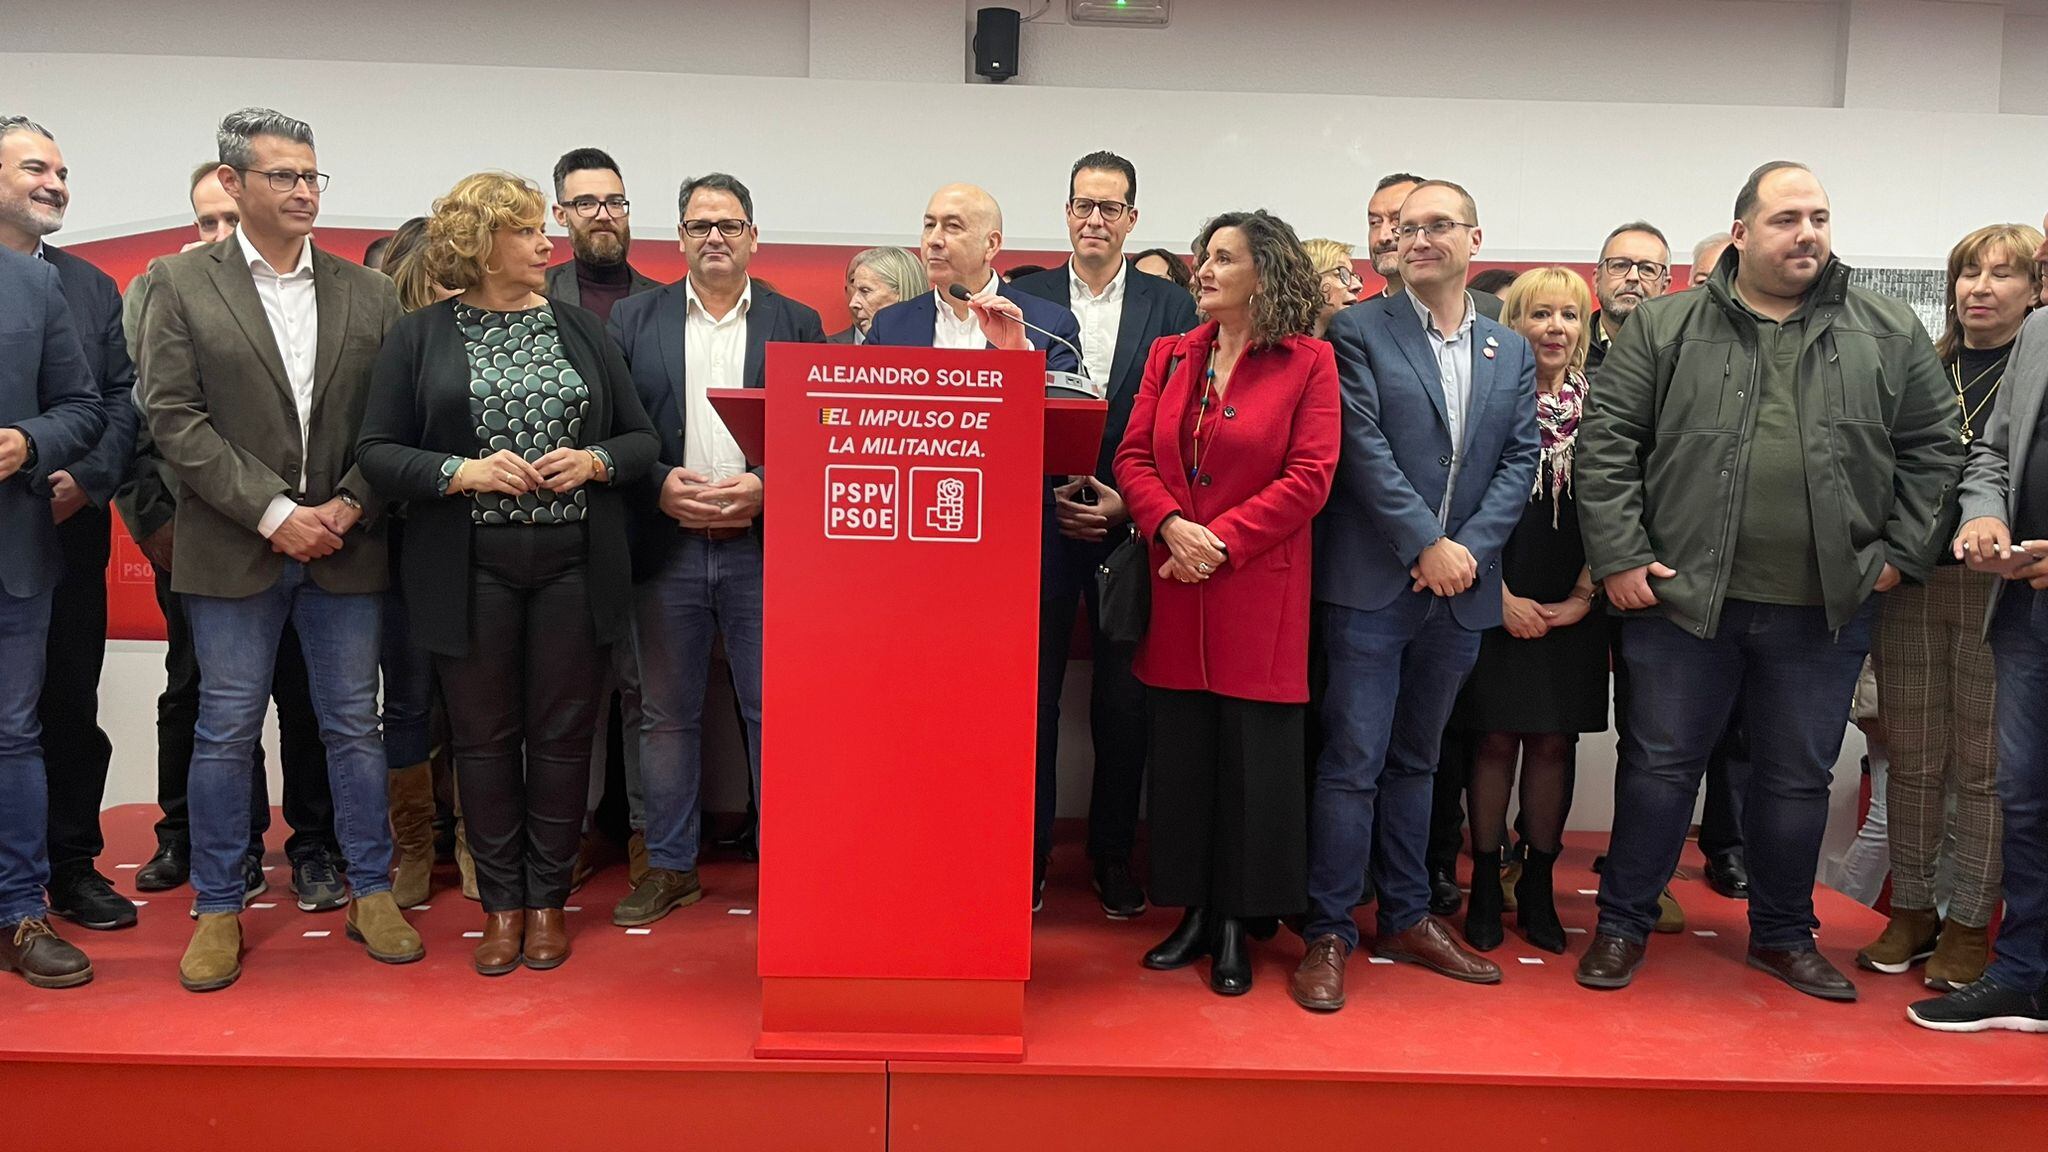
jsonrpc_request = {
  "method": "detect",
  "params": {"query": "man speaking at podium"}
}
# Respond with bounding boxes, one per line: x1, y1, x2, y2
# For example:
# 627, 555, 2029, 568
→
865, 182, 1082, 911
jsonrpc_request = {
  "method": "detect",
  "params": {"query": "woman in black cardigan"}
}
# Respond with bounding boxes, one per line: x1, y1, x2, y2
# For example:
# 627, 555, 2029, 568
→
358, 172, 657, 976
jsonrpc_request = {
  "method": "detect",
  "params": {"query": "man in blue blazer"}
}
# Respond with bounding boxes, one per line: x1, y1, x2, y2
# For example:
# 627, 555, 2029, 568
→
1011, 153, 1197, 918
1292, 180, 1539, 1012
605, 172, 826, 927
0, 243, 108, 988
865, 183, 1082, 374
0, 116, 142, 932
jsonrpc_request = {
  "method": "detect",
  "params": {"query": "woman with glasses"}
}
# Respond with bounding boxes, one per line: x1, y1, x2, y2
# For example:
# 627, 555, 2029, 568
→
357, 171, 658, 976
1303, 239, 1362, 339
1115, 210, 1339, 997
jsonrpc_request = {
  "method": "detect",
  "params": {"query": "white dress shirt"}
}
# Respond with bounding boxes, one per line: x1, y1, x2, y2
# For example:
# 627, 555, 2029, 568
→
1067, 259, 1125, 385
239, 227, 320, 539
682, 277, 753, 482
931, 268, 1002, 350
1408, 290, 1477, 525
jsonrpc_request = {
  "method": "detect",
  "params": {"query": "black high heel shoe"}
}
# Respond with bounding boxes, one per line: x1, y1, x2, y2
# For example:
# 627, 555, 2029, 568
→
1143, 906, 1211, 970
1209, 917, 1251, 996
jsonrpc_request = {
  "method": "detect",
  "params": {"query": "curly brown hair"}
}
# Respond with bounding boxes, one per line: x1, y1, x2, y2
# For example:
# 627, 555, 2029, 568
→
1192, 210, 1322, 347
422, 171, 547, 292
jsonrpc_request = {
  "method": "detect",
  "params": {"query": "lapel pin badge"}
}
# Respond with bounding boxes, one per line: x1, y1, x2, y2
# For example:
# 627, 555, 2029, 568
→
1485, 335, 1499, 347
1483, 347, 1496, 359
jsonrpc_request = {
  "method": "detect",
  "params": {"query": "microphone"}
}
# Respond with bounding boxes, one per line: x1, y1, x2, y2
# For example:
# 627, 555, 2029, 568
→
947, 282, 1091, 380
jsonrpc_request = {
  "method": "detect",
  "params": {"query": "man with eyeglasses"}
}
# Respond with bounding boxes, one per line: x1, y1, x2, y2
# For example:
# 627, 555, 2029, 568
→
544, 148, 659, 325
1587, 222, 1673, 374
1575, 161, 1960, 1000
1012, 151, 1197, 919
605, 172, 823, 927
138, 107, 418, 992
0, 115, 141, 935
1293, 180, 1539, 1012
1367, 172, 1501, 321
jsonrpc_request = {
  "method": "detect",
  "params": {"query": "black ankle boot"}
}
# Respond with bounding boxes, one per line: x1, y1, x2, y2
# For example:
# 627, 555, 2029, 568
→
1516, 846, 1566, 954
1209, 917, 1251, 996
1143, 906, 1211, 970
1245, 916, 1279, 942
1463, 848, 1505, 952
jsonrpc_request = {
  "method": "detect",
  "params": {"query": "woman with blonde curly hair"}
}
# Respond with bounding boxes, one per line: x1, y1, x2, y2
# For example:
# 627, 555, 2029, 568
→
356, 171, 658, 975
1301, 237, 1362, 338
1114, 209, 1340, 997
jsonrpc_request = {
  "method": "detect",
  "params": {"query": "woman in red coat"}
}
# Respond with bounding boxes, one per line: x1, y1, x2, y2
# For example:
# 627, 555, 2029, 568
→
1114, 210, 1340, 996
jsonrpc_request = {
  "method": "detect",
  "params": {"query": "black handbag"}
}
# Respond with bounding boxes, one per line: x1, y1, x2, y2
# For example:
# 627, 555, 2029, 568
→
1095, 523, 1150, 650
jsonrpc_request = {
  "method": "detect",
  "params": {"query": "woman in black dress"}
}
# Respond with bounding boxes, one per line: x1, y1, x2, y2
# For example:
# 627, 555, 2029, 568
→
1451, 266, 1609, 954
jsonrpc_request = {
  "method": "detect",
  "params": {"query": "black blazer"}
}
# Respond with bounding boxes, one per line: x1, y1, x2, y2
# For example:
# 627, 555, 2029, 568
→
605, 278, 826, 580
356, 297, 659, 657
0, 247, 106, 598
41, 245, 138, 507
1010, 259, 1199, 479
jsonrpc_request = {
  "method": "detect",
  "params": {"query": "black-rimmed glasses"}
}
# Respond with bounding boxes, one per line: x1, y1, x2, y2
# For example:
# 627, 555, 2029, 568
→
238, 167, 329, 193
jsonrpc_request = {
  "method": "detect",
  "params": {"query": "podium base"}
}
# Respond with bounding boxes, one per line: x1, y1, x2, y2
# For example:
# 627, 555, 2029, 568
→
757, 976, 1025, 1062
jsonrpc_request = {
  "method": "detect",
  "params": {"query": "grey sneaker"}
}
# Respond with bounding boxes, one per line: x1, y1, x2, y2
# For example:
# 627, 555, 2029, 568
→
292, 851, 349, 913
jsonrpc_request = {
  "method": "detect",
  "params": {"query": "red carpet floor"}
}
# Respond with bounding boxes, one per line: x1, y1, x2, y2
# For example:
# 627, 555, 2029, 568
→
4, 806, 2043, 1151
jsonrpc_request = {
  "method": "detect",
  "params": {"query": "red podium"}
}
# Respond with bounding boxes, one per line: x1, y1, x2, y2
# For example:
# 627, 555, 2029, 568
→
711, 344, 1105, 1063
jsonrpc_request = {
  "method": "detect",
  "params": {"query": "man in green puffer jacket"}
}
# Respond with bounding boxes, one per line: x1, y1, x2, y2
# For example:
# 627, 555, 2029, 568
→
1573, 160, 1963, 1002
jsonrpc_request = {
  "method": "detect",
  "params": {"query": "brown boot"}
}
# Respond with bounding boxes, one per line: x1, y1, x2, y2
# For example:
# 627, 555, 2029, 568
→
1654, 884, 1686, 933
474, 910, 524, 976
180, 912, 243, 993
525, 908, 569, 970
0, 918, 93, 989
387, 761, 436, 909
345, 891, 425, 964
455, 819, 479, 902
1855, 906, 1941, 974
1924, 921, 1990, 991
627, 831, 650, 889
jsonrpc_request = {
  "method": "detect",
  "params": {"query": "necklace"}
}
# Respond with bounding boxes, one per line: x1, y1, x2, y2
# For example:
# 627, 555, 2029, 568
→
1188, 362, 1220, 481
1950, 356, 2008, 445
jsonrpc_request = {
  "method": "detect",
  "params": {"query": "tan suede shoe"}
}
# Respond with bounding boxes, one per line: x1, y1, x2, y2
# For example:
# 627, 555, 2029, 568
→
345, 891, 425, 964
1855, 906, 1941, 975
1924, 921, 1990, 991
180, 912, 243, 993
387, 761, 436, 909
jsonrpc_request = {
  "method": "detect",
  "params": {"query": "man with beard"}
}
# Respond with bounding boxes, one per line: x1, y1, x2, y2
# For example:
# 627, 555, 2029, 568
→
1587, 222, 1672, 373
1367, 172, 1500, 321
1575, 161, 1961, 1001
544, 147, 660, 886
0, 115, 139, 933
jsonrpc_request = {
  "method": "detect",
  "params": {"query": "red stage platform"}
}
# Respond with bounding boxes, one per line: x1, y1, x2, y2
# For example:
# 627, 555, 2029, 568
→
5, 806, 2043, 1150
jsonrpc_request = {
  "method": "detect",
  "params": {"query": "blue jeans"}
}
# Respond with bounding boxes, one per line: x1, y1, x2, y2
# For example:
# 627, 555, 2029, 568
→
184, 562, 391, 914
1308, 595, 1483, 948
1598, 599, 1872, 950
1988, 585, 2048, 991
0, 588, 55, 925
635, 534, 764, 873
380, 586, 435, 769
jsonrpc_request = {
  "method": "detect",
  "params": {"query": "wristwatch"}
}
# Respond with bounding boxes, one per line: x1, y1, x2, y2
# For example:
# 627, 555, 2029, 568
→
336, 489, 363, 513
10, 426, 36, 473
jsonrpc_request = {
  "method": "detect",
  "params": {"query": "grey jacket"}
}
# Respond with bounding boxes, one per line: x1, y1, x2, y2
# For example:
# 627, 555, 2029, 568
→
1957, 307, 2048, 638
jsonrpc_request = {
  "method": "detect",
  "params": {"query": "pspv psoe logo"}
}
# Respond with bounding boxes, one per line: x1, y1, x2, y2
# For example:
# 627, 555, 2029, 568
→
907, 467, 982, 543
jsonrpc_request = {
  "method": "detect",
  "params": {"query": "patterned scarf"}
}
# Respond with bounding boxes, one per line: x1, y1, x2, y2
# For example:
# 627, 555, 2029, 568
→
1533, 371, 1585, 527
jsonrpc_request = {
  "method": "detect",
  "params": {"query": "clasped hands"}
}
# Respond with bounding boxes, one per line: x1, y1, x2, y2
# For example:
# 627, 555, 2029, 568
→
451, 447, 602, 499
1053, 476, 1127, 542
660, 466, 762, 529
269, 497, 360, 563
1158, 515, 1226, 583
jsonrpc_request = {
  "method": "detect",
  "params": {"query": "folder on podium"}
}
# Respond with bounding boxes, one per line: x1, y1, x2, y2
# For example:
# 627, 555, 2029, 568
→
709, 343, 1107, 1062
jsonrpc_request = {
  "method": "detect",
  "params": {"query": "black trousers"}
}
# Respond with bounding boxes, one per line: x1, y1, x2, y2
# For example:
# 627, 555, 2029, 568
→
40, 508, 114, 878
151, 560, 335, 860
1147, 687, 1306, 918
436, 525, 606, 913
1612, 628, 1746, 861
1035, 529, 1147, 864
1427, 730, 1473, 876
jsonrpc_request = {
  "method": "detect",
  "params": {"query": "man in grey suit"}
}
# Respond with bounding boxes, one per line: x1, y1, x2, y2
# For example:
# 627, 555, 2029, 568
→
1293, 180, 1539, 1012
138, 107, 417, 992
0, 243, 107, 988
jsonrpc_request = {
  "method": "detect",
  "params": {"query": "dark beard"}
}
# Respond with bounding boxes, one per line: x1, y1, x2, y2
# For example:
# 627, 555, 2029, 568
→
572, 228, 628, 267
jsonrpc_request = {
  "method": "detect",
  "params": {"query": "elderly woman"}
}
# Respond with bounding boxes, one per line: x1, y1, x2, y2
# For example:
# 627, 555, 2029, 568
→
357, 172, 657, 976
1115, 210, 1339, 997
1860, 222, 2046, 990
1302, 238, 1362, 338
833, 246, 928, 344
1448, 266, 1609, 955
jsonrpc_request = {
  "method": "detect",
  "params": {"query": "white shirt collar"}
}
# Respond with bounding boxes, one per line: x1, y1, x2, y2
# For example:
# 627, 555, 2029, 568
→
1069, 258, 1128, 304
1408, 289, 1477, 341
235, 226, 315, 278
684, 276, 754, 322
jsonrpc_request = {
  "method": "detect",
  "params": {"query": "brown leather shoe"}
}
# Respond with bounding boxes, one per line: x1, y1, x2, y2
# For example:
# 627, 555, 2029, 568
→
611, 867, 704, 927
0, 918, 93, 989
474, 910, 524, 976
1747, 946, 1857, 1002
1575, 932, 1646, 990
524, 907, 569, 970
1375, 915, 1502, 984
1290, 933, 1349, 1012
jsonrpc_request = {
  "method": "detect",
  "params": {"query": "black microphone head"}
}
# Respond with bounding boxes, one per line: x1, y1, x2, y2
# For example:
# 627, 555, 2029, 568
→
947, 283, 974, 301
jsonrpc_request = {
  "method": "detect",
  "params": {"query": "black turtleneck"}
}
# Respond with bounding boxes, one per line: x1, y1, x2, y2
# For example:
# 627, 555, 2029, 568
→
576, 257, 635, 324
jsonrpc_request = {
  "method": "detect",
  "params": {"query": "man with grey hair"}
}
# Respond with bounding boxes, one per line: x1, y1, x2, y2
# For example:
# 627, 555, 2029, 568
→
0, 115, 141, 933
138, 107, 416, 992
1587, 221, 1672, 373
1690, 232, 1735, 288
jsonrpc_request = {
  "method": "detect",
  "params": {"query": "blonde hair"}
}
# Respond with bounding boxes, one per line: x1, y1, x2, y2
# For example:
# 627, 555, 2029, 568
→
1500, 266, 1594, 373
423, 171, 548, 292
1939, 223, 2046, 360
1302, 237, 1356, 279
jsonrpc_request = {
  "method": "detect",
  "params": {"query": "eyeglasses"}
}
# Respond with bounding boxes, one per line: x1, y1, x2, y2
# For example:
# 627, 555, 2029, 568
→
1068, 198, 1131, 223
682, 218, 751, 239
1394, 220, 1476, 242
1599, 257, 1670, 282
1321, 266, 1362, 289
565, 196, 630, 218
238, 168, 329, 193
